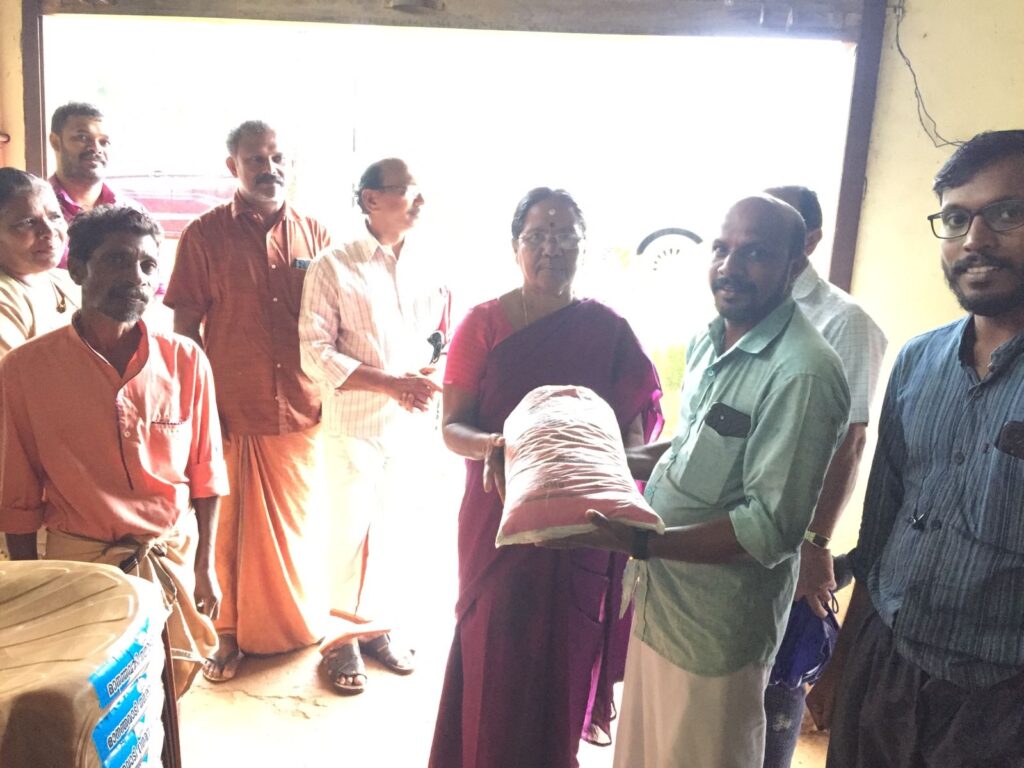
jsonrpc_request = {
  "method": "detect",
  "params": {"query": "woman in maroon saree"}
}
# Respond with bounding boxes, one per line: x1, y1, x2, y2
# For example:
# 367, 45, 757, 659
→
429, 188, 662, 768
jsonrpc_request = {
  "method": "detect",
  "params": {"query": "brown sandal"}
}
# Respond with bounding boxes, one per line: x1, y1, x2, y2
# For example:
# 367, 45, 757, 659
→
360, 634, 415, 675
322, 642, 366, 695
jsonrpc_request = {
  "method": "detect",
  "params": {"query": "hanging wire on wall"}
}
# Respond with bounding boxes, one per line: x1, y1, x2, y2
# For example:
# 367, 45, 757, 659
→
893, 0, 960, 148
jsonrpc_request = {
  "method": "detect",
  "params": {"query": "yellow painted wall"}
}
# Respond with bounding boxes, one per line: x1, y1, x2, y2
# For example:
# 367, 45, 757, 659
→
830, 0, 1024, 555
0, 0, 25, 168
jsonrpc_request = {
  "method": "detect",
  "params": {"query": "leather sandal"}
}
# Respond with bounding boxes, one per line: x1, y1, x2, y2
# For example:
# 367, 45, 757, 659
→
322, 642, 366, 695
360, 633, 415, 675
202, 635, 245, 683
202, 649, 244, 683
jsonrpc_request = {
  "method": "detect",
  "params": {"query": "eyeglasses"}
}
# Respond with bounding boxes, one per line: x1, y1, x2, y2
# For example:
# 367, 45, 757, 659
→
927, 198, 1024, 239
518, 231, 583, 250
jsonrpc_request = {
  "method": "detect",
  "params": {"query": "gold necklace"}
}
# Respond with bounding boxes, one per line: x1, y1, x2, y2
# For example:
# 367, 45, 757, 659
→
53, 280, 67, 313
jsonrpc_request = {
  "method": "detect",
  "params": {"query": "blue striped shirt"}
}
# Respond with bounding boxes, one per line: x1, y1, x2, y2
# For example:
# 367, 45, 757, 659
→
854, 316, 1024, 689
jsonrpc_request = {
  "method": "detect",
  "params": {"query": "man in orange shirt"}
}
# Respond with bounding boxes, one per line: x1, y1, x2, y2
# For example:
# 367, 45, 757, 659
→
165, 120, 332, 682
0, 206, 227, 697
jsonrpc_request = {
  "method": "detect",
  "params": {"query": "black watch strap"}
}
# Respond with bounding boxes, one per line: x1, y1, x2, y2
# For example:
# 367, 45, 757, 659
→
632, 528, 652, 561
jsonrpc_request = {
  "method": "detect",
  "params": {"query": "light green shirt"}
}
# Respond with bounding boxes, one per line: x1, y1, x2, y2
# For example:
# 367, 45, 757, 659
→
631, 299, 850, 675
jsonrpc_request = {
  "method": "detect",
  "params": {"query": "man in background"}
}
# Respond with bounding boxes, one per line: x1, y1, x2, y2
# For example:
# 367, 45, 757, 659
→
761, 185, 887, 768
166, 119, 332, 683
300, 157, 449, 694
48, 102, 139, 268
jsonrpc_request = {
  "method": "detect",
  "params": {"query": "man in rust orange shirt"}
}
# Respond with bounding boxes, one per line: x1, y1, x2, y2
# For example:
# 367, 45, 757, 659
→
0, 206, 228, 697
165, 120, 332, 683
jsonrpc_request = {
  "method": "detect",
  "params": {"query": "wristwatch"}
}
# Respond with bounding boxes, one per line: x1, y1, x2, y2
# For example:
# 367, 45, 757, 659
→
632, 528, 652, 560
803, 529, 830, 550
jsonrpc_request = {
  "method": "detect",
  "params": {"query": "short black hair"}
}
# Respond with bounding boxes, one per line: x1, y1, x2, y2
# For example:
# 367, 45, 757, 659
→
933, 130, 1024, 199
68, 206, 162, 264
50, 102, 104, 135
355, 158, 405, 214
764, 185, 823, 231
0, 168, 46, 210
226, 120, 274, 156
510, 187, 587, 240
786, 213, 808, 262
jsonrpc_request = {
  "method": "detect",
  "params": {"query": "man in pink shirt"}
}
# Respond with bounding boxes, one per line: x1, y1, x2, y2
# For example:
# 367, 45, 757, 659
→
47, 102, 141, 269
0, 205, 228, 697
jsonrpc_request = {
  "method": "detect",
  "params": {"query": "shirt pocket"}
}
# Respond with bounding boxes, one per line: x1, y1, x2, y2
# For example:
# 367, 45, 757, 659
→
672, 403, 750, 506
285, 262, 309, 309
147, 415, 193, 481
972, 429, 1024, 554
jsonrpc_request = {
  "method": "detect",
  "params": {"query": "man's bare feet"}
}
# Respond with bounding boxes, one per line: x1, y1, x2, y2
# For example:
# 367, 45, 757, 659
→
203, 634, 245, 683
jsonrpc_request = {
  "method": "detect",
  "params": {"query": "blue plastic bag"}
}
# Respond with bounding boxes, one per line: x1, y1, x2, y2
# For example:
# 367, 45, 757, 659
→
769, 597, 840, 689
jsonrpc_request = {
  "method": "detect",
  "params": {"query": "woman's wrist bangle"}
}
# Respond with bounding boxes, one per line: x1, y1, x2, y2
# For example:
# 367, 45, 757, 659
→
632, 528, 652, 560
803, 529, 830, 550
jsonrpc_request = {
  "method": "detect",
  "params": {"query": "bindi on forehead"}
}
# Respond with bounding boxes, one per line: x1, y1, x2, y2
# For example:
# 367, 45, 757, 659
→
528, 205, 574, 229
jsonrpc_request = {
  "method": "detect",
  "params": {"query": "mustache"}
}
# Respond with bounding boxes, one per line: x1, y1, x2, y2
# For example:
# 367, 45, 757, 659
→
711, 276, 754, 293
111, 287, 150, 302
255, 174, 284, 186
949, 253, 1011, 276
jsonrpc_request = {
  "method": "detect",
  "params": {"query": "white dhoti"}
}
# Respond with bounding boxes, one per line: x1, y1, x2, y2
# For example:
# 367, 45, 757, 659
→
614, 638, 770, 768
322, 427, 440, 639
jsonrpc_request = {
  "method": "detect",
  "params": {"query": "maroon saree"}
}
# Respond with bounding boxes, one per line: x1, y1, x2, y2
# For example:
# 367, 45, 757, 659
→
429, 299, 662, 768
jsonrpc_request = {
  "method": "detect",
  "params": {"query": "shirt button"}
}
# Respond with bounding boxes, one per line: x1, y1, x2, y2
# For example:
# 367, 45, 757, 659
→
272, 297, 279, 302
953, 452, 965, 465
123, 430, 131, 437
276, 363, 282, 369
270, 264, 277, 269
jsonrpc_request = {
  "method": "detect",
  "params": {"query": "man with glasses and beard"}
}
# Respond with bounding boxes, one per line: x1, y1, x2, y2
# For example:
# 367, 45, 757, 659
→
165, 120, 332, 684
299, 157, 450, 695
0, 206, 227, 697
48, 102, 142, 269
826, 131, 1024, 766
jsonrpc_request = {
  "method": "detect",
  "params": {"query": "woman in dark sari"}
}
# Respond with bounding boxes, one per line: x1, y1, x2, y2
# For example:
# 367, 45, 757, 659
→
429, 188, 663, 768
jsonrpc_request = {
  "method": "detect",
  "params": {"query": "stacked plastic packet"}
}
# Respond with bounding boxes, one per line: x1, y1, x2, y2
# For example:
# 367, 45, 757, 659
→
0, 561, 168, 768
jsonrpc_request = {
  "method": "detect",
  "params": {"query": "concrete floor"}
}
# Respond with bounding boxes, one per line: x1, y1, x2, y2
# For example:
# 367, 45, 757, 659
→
177, 450, 831, 766
178, 635, 830, 767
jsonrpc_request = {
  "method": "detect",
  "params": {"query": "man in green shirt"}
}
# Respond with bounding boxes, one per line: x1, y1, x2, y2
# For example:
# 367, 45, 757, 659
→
573, 195, 850, 767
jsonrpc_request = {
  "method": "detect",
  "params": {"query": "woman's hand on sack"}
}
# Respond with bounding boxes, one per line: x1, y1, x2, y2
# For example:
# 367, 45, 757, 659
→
482, 433, 506, 501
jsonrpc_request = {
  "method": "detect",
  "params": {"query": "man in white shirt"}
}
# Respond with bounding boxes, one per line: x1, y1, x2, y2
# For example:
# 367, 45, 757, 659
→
299, 158, 449, 694
761, 186, 887, 768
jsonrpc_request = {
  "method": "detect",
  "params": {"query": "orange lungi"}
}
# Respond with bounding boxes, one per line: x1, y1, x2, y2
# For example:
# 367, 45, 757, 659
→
216, 425, 326, 654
